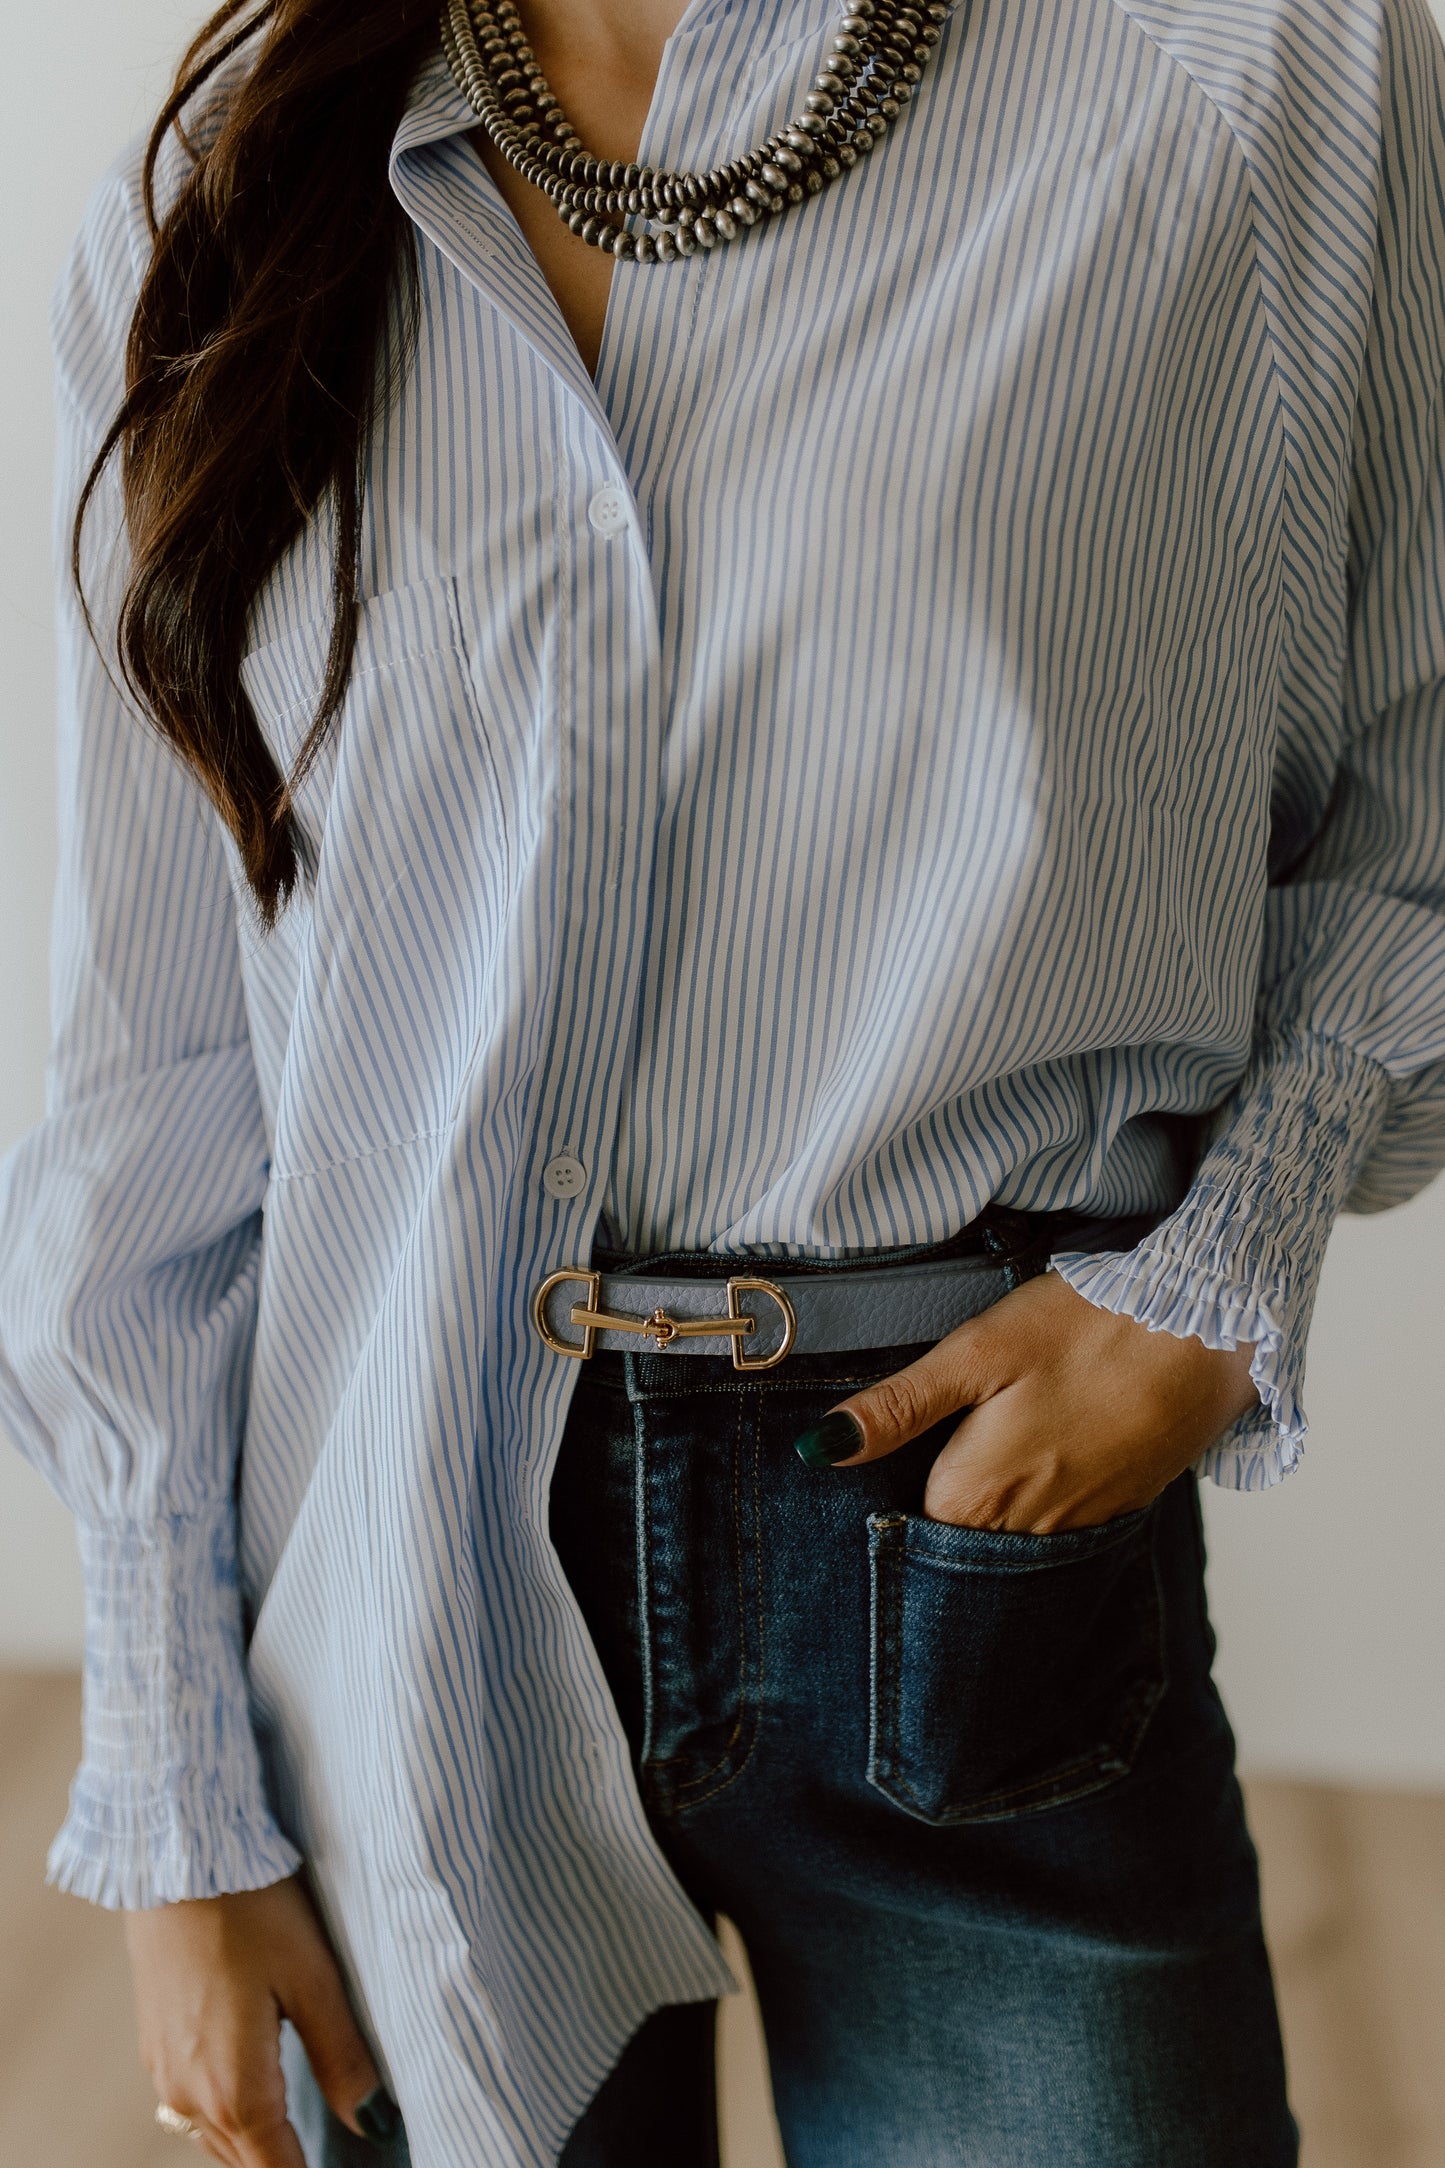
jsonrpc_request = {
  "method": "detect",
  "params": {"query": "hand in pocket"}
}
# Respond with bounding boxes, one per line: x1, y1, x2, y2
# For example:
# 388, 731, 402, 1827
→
794, 1270, 1260, 1533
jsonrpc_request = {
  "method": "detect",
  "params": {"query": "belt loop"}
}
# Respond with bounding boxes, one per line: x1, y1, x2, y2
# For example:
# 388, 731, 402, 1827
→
980, 1204, 1069, 1290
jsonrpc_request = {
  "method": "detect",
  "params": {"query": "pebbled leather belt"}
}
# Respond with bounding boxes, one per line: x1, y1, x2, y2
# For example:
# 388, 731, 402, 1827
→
531, 1255, 1022, 1371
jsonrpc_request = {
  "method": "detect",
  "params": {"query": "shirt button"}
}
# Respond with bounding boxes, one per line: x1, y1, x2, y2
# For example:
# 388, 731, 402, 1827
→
587, 487, 629, 538
542, 1153, 588, 1200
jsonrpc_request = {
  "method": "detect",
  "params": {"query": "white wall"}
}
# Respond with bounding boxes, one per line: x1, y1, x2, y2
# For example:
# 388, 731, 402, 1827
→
0, 0, 213, 1664
1205, 1189, 1445, 1787
2, 2, 1444, 1784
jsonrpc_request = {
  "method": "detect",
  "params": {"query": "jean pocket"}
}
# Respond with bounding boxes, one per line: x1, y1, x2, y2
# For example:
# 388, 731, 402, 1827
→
866, 1504, 1166, 1825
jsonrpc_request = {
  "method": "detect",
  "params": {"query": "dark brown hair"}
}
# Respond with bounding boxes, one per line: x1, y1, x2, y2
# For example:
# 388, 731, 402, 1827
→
74, 0, 438, 924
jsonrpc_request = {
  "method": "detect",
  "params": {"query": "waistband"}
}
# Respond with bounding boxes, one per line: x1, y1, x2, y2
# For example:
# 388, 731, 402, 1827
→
530, 1207, 1155, 1370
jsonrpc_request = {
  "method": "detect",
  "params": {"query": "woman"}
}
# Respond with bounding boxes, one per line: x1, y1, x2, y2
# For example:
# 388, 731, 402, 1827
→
5, 0, 1445, 2157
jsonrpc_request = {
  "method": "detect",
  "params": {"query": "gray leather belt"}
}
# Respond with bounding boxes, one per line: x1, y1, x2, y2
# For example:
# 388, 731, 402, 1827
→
531, 1256, 1020, 1370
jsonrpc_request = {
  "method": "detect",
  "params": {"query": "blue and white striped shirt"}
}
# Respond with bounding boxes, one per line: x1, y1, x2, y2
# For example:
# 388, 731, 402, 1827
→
5, 0, 1445, 2157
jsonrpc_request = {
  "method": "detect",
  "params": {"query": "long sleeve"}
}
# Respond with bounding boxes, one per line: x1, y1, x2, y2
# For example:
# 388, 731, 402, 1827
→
0, 162, 301, 1906
1055, 0, 1445, 1490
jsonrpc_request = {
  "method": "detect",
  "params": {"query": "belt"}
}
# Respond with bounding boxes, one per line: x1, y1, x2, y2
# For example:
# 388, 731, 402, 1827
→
531, 1254, 1025, 1371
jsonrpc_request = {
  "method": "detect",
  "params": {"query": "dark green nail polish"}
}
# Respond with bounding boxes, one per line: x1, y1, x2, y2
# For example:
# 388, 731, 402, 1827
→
356, 2087, 402, 2142
792, 1410, 864, 1470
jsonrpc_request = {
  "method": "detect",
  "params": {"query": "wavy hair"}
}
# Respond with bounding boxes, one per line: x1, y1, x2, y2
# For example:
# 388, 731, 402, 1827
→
74, 0, 439, 923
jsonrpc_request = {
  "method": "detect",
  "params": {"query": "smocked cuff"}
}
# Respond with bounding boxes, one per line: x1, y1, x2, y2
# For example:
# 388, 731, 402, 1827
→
48, 1499, 301, 1908
1052, 1031, 1390, 1492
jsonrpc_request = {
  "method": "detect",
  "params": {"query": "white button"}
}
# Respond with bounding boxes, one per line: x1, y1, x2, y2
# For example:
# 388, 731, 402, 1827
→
542, 1153, 588, 1199
587, 487, 629, 538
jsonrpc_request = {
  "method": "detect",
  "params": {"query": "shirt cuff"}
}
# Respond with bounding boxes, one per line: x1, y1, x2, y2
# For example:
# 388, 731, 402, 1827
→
1051, 1030, 1390, 1493
48, 1499, 302, 1909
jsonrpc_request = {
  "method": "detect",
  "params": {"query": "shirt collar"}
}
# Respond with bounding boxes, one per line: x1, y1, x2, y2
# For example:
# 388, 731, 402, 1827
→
392, 39, 476, 164
390, 0, 836, 162
386, 0, 841, 419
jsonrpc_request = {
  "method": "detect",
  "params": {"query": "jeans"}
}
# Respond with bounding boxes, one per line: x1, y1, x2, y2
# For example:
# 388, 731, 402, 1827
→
285, 1230, 1299, 2166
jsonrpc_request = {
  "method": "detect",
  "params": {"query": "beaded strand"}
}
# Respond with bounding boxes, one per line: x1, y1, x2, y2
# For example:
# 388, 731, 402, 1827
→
440, 0, 954, 260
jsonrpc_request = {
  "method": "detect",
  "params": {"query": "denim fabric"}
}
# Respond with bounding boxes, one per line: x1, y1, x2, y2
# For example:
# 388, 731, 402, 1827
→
542, 1340, 1299, 2167
285, 1247, 1298, 2166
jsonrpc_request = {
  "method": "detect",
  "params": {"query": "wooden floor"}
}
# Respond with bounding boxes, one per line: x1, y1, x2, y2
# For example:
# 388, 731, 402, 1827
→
2, 1671, 1442, 2168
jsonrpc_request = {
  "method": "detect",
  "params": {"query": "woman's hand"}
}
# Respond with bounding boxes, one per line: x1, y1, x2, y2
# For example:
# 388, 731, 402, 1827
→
125, 1872, 396, 2166
793, 1270, 1261, 1532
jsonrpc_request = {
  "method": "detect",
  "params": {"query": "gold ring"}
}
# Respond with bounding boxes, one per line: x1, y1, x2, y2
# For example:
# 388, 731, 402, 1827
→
155, 2103, 201, 2139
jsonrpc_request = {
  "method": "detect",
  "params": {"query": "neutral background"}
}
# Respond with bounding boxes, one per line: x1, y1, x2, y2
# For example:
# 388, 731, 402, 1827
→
3, 0, 1444, 1793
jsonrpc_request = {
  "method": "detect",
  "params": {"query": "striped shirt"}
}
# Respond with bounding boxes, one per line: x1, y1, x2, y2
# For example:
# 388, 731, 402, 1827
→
4, 0, 1445, 2157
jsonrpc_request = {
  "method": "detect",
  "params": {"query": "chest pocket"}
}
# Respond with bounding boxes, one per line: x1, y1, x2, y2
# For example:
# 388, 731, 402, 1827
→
240, 575, 512, 1177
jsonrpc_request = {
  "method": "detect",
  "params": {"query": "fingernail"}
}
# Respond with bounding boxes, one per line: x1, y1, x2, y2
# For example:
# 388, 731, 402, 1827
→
356, 2087, 401, 2142
792, 1410, 865, 1470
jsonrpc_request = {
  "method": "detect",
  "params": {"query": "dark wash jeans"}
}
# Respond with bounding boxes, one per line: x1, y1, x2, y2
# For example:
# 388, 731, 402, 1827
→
285, 1224, 1299, 2166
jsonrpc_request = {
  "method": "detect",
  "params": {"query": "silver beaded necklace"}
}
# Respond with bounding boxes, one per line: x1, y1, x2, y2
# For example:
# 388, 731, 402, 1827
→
439, 0, 954, 262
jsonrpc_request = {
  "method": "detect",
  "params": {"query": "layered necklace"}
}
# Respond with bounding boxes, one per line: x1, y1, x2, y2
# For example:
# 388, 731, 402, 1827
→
440, 0, 953, 261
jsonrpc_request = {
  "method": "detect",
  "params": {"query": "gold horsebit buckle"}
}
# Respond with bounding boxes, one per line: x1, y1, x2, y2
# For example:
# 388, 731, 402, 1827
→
532, 1268, 797, 1372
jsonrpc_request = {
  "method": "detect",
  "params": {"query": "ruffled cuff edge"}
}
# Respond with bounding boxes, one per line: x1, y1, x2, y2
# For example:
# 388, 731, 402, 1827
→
1053, 1029, 1392, 1494
47, 1767, 302, 1909
1052, 1244, 1297, 1492
57, 1500, 302, 1908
